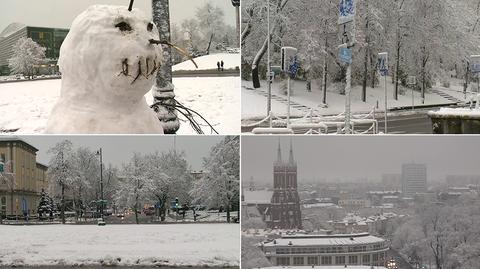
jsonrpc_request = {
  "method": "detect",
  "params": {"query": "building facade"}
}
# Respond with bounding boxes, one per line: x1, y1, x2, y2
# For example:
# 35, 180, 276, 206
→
262, 233, 389, 267
401, 163, 427, 198
0, 138, 48, 218
0, 23, 68, 75
265, 142, 302, 229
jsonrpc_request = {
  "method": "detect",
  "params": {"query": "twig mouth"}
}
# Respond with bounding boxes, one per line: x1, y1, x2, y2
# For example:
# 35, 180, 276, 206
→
149, 39, 198, 69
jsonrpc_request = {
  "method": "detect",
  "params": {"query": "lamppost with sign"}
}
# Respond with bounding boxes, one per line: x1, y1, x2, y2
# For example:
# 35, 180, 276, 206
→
338, 0, 356, 134
281, 47, 298, 127
378, 52, 388, 133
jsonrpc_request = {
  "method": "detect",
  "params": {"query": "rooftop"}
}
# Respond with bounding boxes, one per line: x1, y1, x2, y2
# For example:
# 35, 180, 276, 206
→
243, 190, 273, 204
263, 233, 386, 247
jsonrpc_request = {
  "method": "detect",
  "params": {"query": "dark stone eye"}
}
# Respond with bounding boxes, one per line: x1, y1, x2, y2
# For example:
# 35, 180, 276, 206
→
115, 21, 132, 32
147, 22, 153, 32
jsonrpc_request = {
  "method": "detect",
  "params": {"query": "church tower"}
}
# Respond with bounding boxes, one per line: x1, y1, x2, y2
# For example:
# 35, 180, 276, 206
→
267, 140, 302, 229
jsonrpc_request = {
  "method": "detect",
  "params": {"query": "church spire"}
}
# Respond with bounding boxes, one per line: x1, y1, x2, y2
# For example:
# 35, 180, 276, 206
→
288, 139, 295, 164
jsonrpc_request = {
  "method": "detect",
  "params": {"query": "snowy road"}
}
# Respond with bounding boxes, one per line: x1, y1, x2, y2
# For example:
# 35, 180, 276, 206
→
0, 223, 239, 267
0, 77, 239, 134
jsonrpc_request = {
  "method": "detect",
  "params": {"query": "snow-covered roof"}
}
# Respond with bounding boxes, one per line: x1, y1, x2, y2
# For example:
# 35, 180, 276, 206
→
428, 108, 480, 119
243, 190, 273, 204
263, 233, 385, 247
0, 136, 38, 151
0, 23, 26, 38
261, 265, 386, 269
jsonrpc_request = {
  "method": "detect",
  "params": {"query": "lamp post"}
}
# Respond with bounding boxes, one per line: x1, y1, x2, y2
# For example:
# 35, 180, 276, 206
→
266, 0, 272, 115
96, 148, 104, 224
231, 0, 240, 45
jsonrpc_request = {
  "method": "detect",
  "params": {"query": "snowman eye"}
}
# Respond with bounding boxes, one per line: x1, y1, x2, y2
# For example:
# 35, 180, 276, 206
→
147, 22, 153, 32
115, 21, 132, 32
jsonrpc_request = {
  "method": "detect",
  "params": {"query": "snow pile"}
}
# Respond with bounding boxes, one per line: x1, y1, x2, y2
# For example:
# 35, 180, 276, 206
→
46, 5, 164, 134
0, 224, 239, 267
428, 107, 480, 118
0, 77, 239, 134
173, 53, 240, 71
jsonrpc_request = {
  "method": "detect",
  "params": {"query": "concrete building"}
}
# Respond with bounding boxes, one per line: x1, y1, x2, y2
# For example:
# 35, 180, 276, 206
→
262, 233, 389, 267
265, 141, 302, 229
401, 163, 427, 198
0, 138, 48, 218
0, 23, 68, 75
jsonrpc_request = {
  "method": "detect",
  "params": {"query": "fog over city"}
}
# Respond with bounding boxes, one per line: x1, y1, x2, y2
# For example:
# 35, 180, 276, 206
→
242, 136, 480, 184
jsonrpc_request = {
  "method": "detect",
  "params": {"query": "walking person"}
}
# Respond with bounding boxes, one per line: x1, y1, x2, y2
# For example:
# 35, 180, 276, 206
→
221, 60, 224, 71
217, 61, 220, 71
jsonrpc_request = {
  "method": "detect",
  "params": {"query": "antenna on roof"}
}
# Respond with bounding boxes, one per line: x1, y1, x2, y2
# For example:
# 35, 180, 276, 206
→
128, 0, 134, 11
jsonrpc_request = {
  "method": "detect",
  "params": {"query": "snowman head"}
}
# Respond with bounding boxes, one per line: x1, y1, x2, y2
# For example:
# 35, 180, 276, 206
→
59, 5, 162, 102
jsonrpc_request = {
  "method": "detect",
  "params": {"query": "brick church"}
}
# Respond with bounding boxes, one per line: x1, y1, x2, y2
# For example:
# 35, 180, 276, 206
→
265, 141, 302, 229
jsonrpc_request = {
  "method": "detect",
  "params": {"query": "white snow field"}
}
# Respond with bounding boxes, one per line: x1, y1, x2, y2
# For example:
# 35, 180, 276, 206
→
0, 77, 239, 134
173, 53, 240, 71
0, 223, 239, 267
242, 78, 455, 120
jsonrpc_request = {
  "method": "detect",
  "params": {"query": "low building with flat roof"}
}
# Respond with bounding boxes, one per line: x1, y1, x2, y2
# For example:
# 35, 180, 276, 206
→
261, 233, 389, 267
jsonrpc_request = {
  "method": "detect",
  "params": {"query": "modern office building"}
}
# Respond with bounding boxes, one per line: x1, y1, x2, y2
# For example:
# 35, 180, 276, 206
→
265, 141, 302, 229
261, 233, 389, 267
0, 23, 68, 75
401, 163, 427, 198
0, 137, 48, 218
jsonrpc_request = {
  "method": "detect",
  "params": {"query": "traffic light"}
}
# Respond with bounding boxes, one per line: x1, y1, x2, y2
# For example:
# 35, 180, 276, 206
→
175, 198, 179, 208
231, 0, 240, 7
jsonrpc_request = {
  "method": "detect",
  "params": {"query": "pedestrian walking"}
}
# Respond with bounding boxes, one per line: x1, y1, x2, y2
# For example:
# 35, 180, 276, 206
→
221, 60, 224, 71
217, 61, 220, 71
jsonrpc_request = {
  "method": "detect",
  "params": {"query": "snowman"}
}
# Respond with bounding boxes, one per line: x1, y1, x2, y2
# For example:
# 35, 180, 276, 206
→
46, 4, 165, 133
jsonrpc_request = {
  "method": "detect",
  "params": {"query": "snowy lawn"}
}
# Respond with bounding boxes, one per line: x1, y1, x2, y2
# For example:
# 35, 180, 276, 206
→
0, 223, 239, 267
0, 77, 239, 134
242, 78, 452, 120
173, 53, 240, 71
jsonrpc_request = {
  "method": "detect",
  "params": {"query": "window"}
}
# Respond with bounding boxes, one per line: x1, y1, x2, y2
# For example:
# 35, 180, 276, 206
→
307, 256, 318, 265
335, 256, 345, 265
362, 254, 370, 264
348, 255, 358, 265
321, 256, 332, 265
293, 257, 304, 265
372, 253, 379, 262
277, 257, 290, 266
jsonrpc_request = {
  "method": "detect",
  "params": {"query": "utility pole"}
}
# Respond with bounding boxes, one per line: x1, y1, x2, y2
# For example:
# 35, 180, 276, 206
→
266, 0, 272, 115
96, 148, 105, 225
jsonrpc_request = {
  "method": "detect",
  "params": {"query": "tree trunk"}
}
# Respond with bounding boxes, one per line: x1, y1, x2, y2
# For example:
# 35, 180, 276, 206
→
362, 0, 369, 103
61, 183, 65, 224
226, 203, 231, 223
152, 0, 180, 134
134, 198, 139, 225
394, 39, 401, 100
205, 33, 214, 55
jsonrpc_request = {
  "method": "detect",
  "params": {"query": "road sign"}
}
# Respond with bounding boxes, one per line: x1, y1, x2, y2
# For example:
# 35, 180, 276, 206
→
378, 52, 388, 76
470, 55, 480, 73
407, 76, 417, 85
338, 0, 355, 25
281, 46, 298, 72
288, 56, 299, 76
339, 46, 352, 64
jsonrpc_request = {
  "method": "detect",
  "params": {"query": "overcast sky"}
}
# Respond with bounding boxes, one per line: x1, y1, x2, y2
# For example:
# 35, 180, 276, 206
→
0, 0, 235, 32
242, 136, 480, 184
20, 135, 224, 170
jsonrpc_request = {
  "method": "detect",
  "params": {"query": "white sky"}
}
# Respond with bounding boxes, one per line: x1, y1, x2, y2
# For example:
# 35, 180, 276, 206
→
0, 0, 235, 32
20, 135, 225, 170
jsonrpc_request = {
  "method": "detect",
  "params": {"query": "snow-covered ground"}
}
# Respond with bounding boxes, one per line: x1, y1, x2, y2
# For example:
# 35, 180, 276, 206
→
242, 78, 453, 120
0, 223, 239, 267
0, 77, 239, 134
173, 53, 240, 71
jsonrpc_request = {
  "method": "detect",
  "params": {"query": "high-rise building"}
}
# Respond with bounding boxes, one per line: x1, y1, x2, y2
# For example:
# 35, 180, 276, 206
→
265, 141, 302, 229
401, 163, 427, 197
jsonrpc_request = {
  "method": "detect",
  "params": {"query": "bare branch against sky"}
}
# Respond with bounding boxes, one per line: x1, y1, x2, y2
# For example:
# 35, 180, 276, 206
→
21, 135, 225, 170
0, 0, 235, 31
242, 136, 480, 184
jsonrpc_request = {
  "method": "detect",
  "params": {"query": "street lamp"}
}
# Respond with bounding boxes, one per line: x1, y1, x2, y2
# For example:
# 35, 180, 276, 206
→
96, 148, 105, 226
